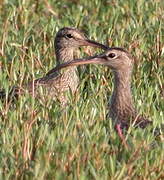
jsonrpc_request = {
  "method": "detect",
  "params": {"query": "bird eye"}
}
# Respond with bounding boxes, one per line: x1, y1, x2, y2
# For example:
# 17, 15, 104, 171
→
66, 34, 73, 38
108, 53, 116, 58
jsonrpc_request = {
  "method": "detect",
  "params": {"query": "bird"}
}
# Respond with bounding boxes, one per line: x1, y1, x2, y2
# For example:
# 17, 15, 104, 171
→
0, 27, 108, 106
50, 47, 163, 143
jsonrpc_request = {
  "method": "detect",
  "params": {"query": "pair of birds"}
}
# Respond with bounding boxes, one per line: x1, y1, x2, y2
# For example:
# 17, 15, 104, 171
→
1, 27, 162, 142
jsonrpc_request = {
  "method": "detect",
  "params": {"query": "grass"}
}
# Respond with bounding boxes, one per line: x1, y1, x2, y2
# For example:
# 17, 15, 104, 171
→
0, 0, 163, 179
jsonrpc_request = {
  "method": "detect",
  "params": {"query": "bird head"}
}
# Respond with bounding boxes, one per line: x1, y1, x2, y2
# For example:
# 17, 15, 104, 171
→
54, 27, 108, 50
97, 48, 134, 70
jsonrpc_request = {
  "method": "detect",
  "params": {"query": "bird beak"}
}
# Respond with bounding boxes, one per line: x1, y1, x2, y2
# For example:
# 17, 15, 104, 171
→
51, 54, 105, 73
81, 39, 109, 50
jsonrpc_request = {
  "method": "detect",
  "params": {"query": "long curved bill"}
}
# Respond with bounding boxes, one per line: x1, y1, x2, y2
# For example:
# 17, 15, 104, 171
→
83, 39, 109, 50
76, 38, 109, 50
48, 54, 105, 75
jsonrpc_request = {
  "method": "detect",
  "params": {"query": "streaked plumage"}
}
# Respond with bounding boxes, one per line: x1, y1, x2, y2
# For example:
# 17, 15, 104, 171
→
0, 27, 108, 105
51, 48, 163, 133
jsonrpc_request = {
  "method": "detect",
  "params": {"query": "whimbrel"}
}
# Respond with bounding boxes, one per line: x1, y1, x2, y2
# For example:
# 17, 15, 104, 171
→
51, 48, 163, 139
0, 27, 108, 105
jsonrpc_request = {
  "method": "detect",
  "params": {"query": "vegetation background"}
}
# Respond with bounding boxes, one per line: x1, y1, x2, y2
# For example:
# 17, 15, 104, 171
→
0, 0, 163, 179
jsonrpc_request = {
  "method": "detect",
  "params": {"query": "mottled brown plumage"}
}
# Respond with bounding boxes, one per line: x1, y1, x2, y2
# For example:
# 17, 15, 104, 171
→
0, 27, 108, 105
28, 27, 108, 105
51, 47, 158, 129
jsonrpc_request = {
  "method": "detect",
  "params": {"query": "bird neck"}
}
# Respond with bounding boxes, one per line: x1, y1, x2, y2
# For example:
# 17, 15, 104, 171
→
110, 68, 135, 120
113, 69, 132, 96
55, 46, 78, 91
55, 46, 77, 72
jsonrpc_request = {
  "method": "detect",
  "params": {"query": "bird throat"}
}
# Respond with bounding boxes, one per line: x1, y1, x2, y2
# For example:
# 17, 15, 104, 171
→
56, 47, 74, 63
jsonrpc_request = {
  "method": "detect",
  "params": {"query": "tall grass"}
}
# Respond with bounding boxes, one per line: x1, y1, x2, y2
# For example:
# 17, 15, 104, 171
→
0, 0, 163, 179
